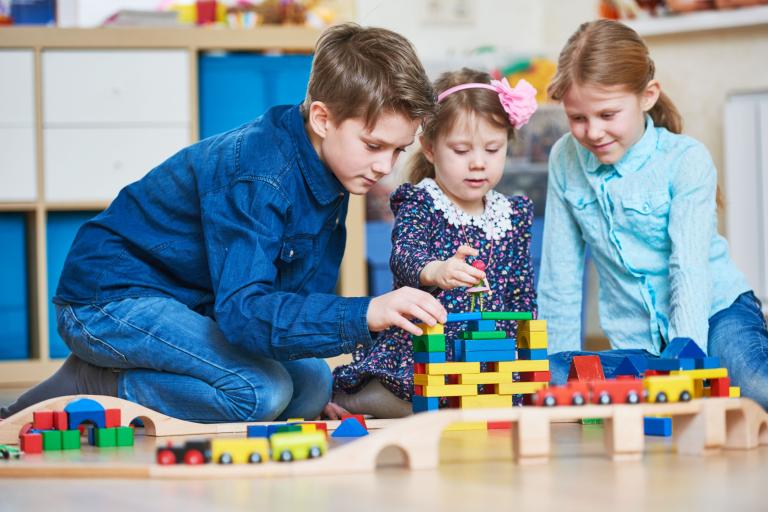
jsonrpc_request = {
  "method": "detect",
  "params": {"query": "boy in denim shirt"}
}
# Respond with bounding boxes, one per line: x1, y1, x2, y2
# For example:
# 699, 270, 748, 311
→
1, 24, 446, 423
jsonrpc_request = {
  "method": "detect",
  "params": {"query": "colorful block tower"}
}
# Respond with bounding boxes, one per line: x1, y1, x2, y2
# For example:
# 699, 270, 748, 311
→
412, 311, 550, 418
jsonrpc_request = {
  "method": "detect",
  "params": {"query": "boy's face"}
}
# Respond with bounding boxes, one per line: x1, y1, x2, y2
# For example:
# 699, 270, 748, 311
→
308, 103, 420, 195
562, 81, 659, 165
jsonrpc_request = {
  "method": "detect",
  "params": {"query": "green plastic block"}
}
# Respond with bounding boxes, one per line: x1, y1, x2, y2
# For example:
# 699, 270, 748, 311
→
42, 430, 63, 451
461, 331, 508, 340
412, 334, 446, 352
480, 312, 533, 321
61, 429, 81, 450
274, 425, 302, 434
95, 427, 117, 448
581, 418, 604, 425
115, 426, 134, 447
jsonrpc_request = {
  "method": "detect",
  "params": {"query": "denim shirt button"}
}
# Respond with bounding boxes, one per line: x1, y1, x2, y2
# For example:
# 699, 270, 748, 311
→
289, 249, 294, 257
643, 202, 651, 212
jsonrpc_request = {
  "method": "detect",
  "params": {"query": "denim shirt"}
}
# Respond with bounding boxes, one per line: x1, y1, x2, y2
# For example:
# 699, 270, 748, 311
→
54, 104, 373, 361
538, 116, 750, 355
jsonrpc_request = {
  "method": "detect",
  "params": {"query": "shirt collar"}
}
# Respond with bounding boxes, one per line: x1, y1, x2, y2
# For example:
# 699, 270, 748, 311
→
578, 115, 657, 177
284, 105, 346, 205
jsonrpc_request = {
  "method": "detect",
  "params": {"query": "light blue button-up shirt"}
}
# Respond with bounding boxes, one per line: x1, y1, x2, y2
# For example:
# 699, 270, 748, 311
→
538, 116, 750, 355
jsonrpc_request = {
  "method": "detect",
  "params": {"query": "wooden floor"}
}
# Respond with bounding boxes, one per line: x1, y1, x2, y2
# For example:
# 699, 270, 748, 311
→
1, 388, 766, 511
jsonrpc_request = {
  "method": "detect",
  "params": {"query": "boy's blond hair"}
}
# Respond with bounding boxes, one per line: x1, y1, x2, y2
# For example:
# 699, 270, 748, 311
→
303, 23, 434, 128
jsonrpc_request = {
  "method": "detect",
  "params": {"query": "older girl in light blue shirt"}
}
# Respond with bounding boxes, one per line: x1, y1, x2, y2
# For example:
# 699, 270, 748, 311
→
538, 19, 768, 409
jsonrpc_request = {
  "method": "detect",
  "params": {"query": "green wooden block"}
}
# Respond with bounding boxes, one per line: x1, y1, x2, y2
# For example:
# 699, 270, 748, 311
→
461, 331, 508, 340
274, 425, 302, 434
95, 427, 117, 448
412, 334, 446, 352
61, 429, 81, 450
480, 312, 533, 321
42, 430, 62, 451
115, 426, 134, 447
581, 418, 604, 425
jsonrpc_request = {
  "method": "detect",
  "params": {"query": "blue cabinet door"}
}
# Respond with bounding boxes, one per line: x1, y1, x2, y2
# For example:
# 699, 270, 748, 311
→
199, 53, 313, 139
0, 214, 29, 360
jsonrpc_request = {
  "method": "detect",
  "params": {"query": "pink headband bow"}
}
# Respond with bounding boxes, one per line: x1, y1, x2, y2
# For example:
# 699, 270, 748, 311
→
437, 78, 538, 129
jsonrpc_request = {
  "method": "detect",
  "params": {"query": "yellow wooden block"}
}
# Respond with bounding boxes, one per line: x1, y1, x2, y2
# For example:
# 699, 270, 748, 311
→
426, 362, 481, 375
458, 372, 514, 385
287, 418, 304, 422
417, 323, 444, 335
496, 381, 548, 395
729, 386, 741, 398
703, 387, 711, 397
497, 360, 549, 373
444, 421, 487, 431
517, 320, 547, 333
516, 331, 548, 349
460, 394, 513, 408
414, 373, 445, 386
420, 384, 478, 397
300, 424, 317, 434
670, 368, 728, 380
693, 379, 705, 398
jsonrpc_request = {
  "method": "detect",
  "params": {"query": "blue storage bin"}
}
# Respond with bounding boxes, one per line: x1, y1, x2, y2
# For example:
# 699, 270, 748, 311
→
0, 213, 30, 360
47, 211, 99, 358
199, 53, 313, 139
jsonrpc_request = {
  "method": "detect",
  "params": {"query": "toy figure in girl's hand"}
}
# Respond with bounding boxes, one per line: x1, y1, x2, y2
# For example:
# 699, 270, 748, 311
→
467, 260, 492, 312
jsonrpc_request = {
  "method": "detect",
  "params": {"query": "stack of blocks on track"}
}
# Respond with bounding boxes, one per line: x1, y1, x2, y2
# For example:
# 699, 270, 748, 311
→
412, 311, 549, 430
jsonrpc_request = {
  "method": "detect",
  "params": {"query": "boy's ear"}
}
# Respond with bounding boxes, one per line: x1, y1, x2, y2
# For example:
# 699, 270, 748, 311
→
307, 101, 332, 138
421, 135, 435, 164
641, 79, 661, 112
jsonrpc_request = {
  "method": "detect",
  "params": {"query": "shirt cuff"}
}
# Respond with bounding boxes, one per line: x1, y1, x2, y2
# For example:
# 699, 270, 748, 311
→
339, 296, 374, 353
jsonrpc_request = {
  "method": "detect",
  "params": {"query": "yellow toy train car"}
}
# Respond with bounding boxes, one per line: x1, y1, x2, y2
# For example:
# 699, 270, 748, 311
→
211, 438, 270, 464
643, 375, 694, 403
269, 431, 327, 462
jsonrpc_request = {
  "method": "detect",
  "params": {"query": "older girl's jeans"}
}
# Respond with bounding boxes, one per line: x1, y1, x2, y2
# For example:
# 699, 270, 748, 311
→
56, 297, 332, 423
548, 291, 768, 410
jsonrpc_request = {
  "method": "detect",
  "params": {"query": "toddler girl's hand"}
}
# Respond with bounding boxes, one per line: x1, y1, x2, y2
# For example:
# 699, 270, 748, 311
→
420, 245, 486, 290
367, 287, 447, 336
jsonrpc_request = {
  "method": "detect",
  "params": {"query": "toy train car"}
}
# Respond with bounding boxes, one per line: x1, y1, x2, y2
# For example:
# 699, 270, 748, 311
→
534, 375, 695, 407
643, 375, 694, 403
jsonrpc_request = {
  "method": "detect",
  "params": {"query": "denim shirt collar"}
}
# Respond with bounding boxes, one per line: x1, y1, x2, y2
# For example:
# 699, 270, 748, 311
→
284, 105, 346, 205
579, 116, 657, 177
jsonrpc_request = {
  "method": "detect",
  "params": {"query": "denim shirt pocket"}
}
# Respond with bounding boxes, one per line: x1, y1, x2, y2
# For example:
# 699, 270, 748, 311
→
277, 236, 316, 292
620, 191, 671, 245
564, 187, 601, 241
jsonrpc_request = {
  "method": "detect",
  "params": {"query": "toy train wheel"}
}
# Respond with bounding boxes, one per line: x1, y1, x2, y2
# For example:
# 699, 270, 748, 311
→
597, 392, 611, 405
679, 390, 692, 402
184, 449, 205, 465
572, 393, 586, 406
218, 453, 233, 464
626, 391, 640, 404
156, 449, 177, 465
279, 450, 293, 462
655, 392, 668, 403
543, 395, 557, 407
308, 446, 322, 459
248, 452, 262, 464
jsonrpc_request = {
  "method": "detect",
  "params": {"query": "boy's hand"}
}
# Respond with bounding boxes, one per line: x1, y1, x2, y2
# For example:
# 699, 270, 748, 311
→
419, 245, 486, 290
367, 287, 447, 336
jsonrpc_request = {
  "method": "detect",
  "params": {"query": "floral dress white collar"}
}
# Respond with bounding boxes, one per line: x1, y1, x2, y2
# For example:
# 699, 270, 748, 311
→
415, 177, 512, 241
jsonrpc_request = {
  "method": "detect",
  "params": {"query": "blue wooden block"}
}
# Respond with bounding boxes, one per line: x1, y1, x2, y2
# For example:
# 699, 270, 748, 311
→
463, 338, 516, 352
468, 320, 496, 332
412, 396, 440, 413
247, 425, 269, 438
414, 351, 446, 364
695, 357, 720, 369
65, 398, 106, 430
661, 337, 705, 359
646, 358, 695, 371
611, 355, 649, 378
87, 425, 96, 446
331, 417, 368, 438
452, 339, 464, 362
644, 416, 672, 437
446, 312, 482, 322
267, 424, 284, 437
517, 348, 547, 360
463, 349, 518, 363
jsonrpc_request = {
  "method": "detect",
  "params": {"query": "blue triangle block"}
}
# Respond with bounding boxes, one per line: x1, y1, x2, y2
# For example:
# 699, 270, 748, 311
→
661, 337, 705, 359
611, 355, 649, 378
331, 417, 368, 438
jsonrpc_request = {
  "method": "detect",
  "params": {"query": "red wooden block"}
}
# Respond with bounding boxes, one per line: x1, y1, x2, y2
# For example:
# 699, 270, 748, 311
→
53, 411, 68, 431
105, 408, 122, 428
340, 414, 367, 429
615, 374, 637, 381
413, 385, 424, 396
447, 397, 460, 408
32, 411, 54, 430
20, 433, 43, 454
413, 363, 426, 375
519, 371, 551, 382
568, 355, 605, 382
710, 376, 731, 397
446, 374, 459, 385
486, 362, 498, 372
488, 421, 513, 430
303, 422, 329, 438
18, 422, 33, 438
644, 369, 669, 377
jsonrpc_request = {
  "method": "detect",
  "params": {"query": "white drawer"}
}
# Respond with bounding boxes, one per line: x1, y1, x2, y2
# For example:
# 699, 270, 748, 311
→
42, 50, 190, 125
44, 127, 189, 202
0, 127, 37, 201
0, 50, 35, 126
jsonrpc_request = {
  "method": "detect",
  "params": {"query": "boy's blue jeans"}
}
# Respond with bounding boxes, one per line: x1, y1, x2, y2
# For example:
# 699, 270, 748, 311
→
55, 297, 333, 423
548, 291, 768, 410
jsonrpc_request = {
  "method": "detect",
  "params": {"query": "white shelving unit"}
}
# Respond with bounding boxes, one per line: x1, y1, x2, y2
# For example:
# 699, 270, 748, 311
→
627, 5, 768, 37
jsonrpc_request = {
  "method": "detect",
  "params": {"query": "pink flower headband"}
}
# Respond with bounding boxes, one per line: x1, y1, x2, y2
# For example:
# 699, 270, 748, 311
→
436, 78, 538, 129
